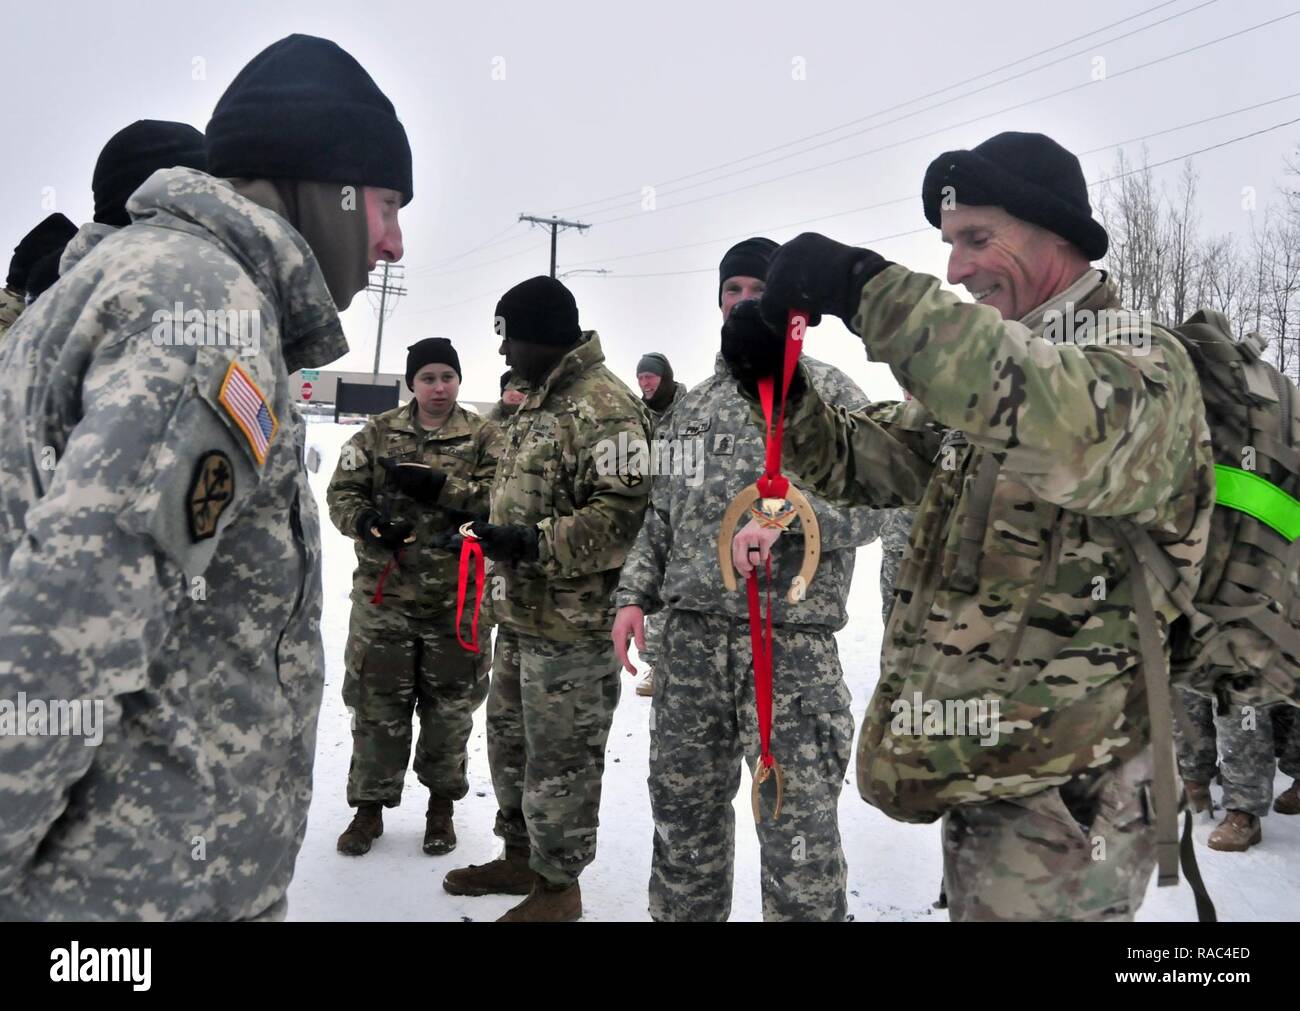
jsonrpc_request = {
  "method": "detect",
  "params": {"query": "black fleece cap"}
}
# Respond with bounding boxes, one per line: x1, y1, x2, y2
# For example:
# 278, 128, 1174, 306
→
93, 120, 208, 227
922, 131, 1108, 260
406, 337, 461, 387
7, 213, 77, 291
206, 34, 413, 205
494, 276, 581, 347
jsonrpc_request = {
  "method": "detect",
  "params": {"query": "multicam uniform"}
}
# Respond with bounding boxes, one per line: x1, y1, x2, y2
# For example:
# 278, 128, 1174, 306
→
485, 332, 650, 886
326, 400, 501, 809
772, 265, 1215, 921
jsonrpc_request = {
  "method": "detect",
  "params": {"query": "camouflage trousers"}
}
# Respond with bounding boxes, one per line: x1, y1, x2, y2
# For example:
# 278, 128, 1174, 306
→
648, 610, 854, 922
342, 599, 490, 808
487, 627, 621, 887
1174, 688, 1300, 816
942, 748, 1156, 922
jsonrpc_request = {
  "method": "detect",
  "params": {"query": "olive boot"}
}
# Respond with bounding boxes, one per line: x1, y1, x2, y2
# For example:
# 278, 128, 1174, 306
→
1208, 810, 1262, 852
442, 844, 538, 896
497, 879, 582, 922
423, 796, 456, 855
337, 804, 384, 856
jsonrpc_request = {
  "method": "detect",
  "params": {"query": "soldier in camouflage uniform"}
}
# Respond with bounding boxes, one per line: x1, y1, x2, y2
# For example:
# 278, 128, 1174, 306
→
1175, 690, 1300, 849
1, 213, 77, 338
327, 337, 501, 857
442, 276, 650, 922
0, 34, 411, 920
612, 238, 900, 922
726, 132, 1214, 921
633, 351, 687, 698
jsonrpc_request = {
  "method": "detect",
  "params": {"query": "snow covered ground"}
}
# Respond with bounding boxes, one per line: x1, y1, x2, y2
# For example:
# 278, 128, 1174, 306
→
287, 421, 1300, 922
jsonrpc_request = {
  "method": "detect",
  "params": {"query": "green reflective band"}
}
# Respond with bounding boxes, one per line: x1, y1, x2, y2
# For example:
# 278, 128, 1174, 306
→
1214, 464, 1300, 541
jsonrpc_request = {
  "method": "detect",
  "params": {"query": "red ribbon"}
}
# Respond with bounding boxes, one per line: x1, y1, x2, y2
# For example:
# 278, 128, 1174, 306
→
371, 551, 401, 606
746, 309, 807, 770
455, 536, 486, 653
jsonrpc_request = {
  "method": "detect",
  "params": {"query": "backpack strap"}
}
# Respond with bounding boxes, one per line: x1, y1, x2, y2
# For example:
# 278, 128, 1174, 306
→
949, 452, 1000, 594
1116, 523, 1217, 921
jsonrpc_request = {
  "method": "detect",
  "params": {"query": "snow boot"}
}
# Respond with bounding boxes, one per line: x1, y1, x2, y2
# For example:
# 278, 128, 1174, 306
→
423, 796, 456, 855
636, 668, 654, 698
1184, 780, 1213, 814
497, 879, 582, 922
442, 844, 538, 896
1274, 780, 1300, 815
1208, 810, 1262, 852
337, 804, 384, 856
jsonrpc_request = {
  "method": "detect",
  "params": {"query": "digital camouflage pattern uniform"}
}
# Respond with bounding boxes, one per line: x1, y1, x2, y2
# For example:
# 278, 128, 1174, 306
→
638, 378, 687, 671
326, 400, 501, 808
486, 331, 650, 886
773, 265, 1215, 921
616, 353, 899, 922
1174, 689, 1300, 816
0, 167, 342, 920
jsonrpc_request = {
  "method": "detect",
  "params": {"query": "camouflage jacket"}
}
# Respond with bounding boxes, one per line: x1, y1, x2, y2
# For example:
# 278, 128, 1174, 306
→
486, 399, 519, 424
327, 400, 501, 622
777, 265, 1215, 820
487, 331, 651, 641
616, 354, 896, 632
0, 285, 23, 338
0, 167, 343, 919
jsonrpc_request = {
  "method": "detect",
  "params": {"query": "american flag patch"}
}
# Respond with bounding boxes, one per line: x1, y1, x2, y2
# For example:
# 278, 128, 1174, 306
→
218, 361, 278, 465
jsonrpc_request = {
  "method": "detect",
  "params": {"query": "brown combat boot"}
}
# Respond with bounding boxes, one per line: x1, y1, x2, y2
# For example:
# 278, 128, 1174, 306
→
442, 844, 538, 896
423, 796, 456, 855
497, 879, 582, 922
336, 804, 384, 856
1274, 780, 1300, 815
1184, 780, 1213, 814
1208, 810, 1262, 852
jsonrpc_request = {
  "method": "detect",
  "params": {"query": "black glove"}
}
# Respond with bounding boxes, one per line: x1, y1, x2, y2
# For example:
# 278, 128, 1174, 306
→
380, 458, 448, 505
467, 521, 540, 563
356, 509, 416, 552
429, 510, 485, 552
758, 232, 891, 330
720, 299, 807, 401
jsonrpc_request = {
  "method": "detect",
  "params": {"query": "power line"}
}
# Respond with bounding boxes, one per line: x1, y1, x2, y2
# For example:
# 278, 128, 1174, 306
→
576, 10, 1299, 229
560, 90, 1300, 271
552, 0, 1215, 217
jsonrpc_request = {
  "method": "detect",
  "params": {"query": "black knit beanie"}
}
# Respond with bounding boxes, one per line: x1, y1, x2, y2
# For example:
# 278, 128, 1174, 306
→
500, 369, 514, 393
206, 34, 413, 205
93, 120, 208, 227
494, 276, 581, 347
406, 337, 461, 388
718, 237, 778, 305
922, 131, 1108, 260
7, 213, 78, 292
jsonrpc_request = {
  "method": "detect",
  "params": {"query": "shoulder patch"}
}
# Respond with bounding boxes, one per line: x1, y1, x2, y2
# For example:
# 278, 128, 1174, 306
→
218, 360, 278, 465
188, 450, 235, 541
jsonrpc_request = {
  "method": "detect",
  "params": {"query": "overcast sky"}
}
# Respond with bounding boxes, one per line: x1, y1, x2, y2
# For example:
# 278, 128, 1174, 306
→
6, 0, 1300, 403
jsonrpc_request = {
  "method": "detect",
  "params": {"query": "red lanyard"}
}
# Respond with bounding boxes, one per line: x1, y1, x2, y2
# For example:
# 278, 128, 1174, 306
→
455, 526, 486, 653
746, 310, 806, 811
371, 551, 401, 605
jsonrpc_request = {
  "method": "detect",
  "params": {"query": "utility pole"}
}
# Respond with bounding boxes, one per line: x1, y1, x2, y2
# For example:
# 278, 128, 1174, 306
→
366, 262, 406, 376
518, 214, 590, 277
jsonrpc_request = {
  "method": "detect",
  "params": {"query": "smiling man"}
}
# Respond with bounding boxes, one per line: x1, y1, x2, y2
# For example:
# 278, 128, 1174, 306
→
724, 131, 1215, 922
